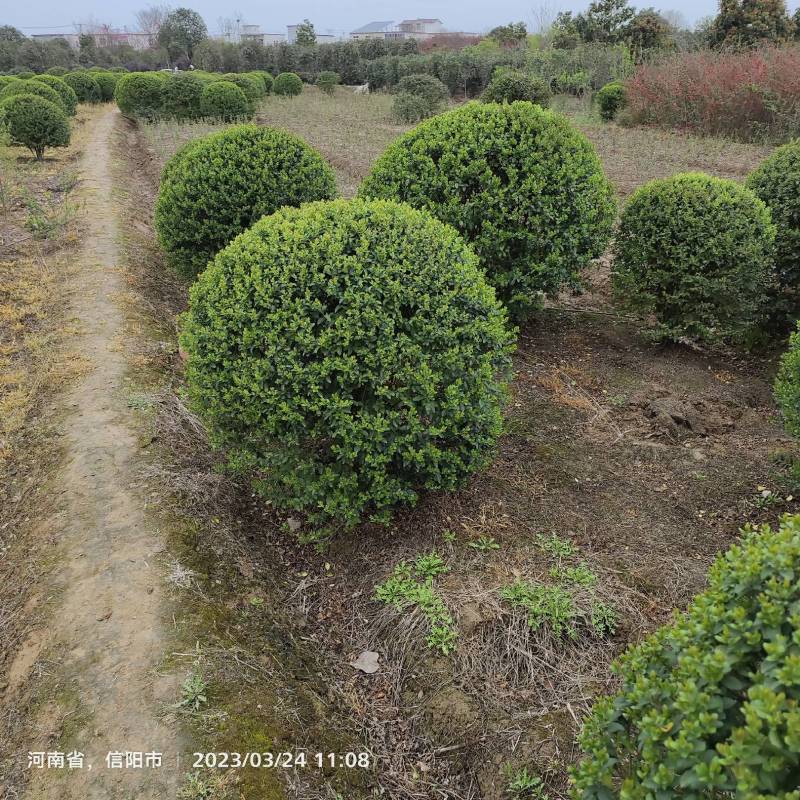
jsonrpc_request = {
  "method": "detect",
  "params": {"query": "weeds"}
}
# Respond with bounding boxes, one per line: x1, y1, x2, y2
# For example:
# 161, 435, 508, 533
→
535, 532, 576, 558
589, 601, 618, 636
176, 671, 208, 712
375, 552, 458, 653
549, 562, 597, 587
468, 535, 501, 551
502, 764, 549, 799
501, 581, 578, 639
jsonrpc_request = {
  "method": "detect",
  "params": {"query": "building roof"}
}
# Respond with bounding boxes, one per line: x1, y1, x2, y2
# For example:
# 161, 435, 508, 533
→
400, 18, 442, 24
350, 20, 394, 34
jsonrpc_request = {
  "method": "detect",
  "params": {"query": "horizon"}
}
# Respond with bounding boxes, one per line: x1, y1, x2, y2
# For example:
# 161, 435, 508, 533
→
5, 1, 755, 39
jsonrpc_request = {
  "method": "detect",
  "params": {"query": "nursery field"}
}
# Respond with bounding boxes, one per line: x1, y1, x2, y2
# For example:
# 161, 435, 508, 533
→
1, 86, 798, 800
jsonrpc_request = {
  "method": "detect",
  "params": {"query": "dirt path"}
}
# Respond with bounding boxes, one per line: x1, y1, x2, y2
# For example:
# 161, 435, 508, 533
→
20, 107, 182, 799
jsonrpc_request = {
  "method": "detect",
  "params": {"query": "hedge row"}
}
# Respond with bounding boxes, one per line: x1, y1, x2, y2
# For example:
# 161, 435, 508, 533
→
114, 70, 304, 121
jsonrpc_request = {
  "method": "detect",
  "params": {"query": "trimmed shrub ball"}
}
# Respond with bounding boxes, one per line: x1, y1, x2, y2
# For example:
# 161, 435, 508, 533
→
482, 69, 551, 107
32, 75, 78, 115
316, 70, 340, 96
0, 77, 20, 91
393, 91, 435, 123
747, 140, 800, 326
162, 72, 204, 119
0, 79, 68, 113
63, 71, 102, 103
396, 73, 449, 106
115, 72, 164, 120
0, 94, 70, 159
273, 72, 303, 97
360, 101, 615, 319
199, 81, 250, 121
90, 71, 120, 102
613, 173, 775, 342
180, 198, 515, 527
46, 66, 68, 76
573, 514, 800, 799
155, 124, 337, 277
248, 71, 273, 94
595, 80, 626, 121
775, 322, 800, 437
218, 73, 263, 110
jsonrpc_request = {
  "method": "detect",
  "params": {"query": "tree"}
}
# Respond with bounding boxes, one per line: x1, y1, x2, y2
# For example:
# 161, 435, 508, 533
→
487, 21, 528, 47
135, 3, 171, 46
157, 7, 207, 61
0, 25, 25, 42
709, 0, 795, 46
576, 0, 636, 43
628, 8, 674, 52
78, 33, 97, 65
294, 18, 316, 46
551, 11, 581, 48
795, 7, 800, 37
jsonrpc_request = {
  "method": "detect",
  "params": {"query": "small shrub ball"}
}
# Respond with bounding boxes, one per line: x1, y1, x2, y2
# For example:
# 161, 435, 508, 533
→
0, 94, 70, 159
393, 91, 435, 123
63, 71, 102, 103
199, 81, 250, 121
249, 70, 273, 94
316, 70, 339, 96
747, 140, 800, 325
180, 198, 514, 527
90, 71, 120, 102
273, 72, 303, 97
360, 101, 615, 319
32, 75, 78, 115
0, 79, 68, 113
613, 173, 775, 342
155, 124, 337, 277
218, 73, 263, 109
396, 73, 449, 106
775, 322, 800, 437
595, 81, 627, 121
482, 70, 551, 107
115, 72, 164, 120
162, 72, 204, 119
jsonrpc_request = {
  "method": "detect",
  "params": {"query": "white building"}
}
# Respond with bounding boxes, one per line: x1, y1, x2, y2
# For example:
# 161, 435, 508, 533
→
397, 18, 445, 38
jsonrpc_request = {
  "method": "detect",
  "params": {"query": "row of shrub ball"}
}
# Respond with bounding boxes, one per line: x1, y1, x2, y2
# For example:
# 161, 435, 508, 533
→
114, 70, 304, 122
0, 69, 120, 159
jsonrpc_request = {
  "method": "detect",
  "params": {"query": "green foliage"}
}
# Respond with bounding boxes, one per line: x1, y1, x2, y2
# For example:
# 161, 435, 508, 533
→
482, 69, 551, 107
90, 71, 119, 102
45, 66, 68, 76
199, 80, 250, 122
502, 581, 579, 638
155, 124, 335, 277
360, 101, 615, 320
0, 94, 70, 160
595, 80, 626, 121
747, 140, 800, 325
392, 91, 435, 123
158, 7, 208, 60
396, 73, 450, 106
376, 552, 457, 653
535, 532, 577, 558
63, 71, 101, 103
162, 72, 204, 119
31, 75, 78, 115
613, 173, 775, 343
273, 71, 303, 96
709, 0, 796, 47
572, 514, 800, 799
315, 70, 339, 95
549, 562, 597, 587
775, 323, 800, 437
0, 79, 67, 113
114, 72, 164, 120
218, 72, 263, 110
503, 765, 549, 799
487, 21, 528, 47
249, 70, 273, 94
179, 198, 514, 527
294, 19, 317, 47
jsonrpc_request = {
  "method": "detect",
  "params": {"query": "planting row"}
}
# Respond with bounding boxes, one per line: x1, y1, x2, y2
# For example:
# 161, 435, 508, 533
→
114, 70, 306, 122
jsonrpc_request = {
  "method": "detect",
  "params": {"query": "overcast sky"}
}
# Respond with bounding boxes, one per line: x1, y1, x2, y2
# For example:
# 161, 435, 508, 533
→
7, 0, 798, 38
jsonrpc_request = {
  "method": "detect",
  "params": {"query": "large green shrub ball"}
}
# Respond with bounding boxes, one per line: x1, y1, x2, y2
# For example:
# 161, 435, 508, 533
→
0, 79, 68, 113
199, 81, 250, 121
180, 198, 514, 527
31, 74, 78, 115
0, 77, 20, 91
573, 514, 800, 799
162, 72, 204, 119
46, 66, 68, 76
747, 140, 800, 325
0, 94, 70, 160
115, 72, 164, 120
155, 124, 337, 277
273, 72, 303, 97
482, 70, 551, 107
249, 71, 273, 94
90, 71, 120, 102
360, 101, 615, 319
396, 73, 449, 106
595, 81, 626, 122
613, 173, 775, 342
393, 92, 435, 123
63, 71, 102, 103
775, 322, 800, 437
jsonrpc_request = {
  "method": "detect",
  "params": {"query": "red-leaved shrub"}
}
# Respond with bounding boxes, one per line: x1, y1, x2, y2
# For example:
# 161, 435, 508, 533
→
625, 45, 800, 141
